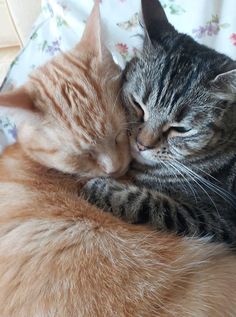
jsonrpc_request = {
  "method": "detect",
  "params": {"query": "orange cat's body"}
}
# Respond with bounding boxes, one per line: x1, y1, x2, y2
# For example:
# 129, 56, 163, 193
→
0, 2, 236, 316
0, 143, 236, 317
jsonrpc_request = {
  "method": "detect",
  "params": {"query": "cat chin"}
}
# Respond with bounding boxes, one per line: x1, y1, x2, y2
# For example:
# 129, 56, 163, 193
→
131, 148, 157, 166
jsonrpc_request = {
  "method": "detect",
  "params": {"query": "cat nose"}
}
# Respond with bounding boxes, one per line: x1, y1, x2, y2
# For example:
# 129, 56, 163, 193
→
136, 140, 150, 151
137, 142, 148, 151
136, 130, 156, 151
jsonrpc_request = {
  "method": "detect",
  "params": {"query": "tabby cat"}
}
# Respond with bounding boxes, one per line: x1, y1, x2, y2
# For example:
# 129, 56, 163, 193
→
83, 0, 236, 244
1, 2, 236, 316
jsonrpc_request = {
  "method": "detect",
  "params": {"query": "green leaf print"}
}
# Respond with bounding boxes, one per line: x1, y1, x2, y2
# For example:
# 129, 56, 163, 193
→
42, 40, 48, 51
30, 31, 38, 41
160, 0, 185, 15
56, 16, 68, 28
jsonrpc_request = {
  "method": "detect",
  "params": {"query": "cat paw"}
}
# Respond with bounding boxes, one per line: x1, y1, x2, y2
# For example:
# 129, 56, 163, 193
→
81, 177, 106, 201
81, 177, 125, 212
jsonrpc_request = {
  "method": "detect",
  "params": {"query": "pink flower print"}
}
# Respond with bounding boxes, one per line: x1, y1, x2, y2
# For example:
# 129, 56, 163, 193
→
193, 15, 229, 39
116, 43, 128, 54
115, 43, 130, 61
115, 43, 129, 60
230, 33, 236, 46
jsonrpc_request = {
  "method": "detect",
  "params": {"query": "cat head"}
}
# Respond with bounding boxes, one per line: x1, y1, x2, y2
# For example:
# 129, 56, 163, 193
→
0, 2, 130, 178
122, 0, 236, 168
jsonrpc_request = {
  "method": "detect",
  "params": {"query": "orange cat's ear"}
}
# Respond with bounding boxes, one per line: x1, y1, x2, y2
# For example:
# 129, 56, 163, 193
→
79, 0, 106, 61
0, 86, 36, 112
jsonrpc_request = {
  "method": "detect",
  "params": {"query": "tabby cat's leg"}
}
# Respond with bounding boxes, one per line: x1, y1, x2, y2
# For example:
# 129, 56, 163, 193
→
81, 178, 223, 239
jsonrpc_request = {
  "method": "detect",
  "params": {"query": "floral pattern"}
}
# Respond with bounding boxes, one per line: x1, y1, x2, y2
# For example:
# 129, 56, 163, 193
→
230, 33, 236, 46
117, 12, 139, 31
160, 0, 185, 15
0, 117, 16, 152
115, 43, 129, 61
39, 37, 62, 56
193, 15, 229, 39
0, 0, 236, 150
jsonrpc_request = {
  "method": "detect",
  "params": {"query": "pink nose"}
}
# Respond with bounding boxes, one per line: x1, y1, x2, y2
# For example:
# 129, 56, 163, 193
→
137, 141, 149, 152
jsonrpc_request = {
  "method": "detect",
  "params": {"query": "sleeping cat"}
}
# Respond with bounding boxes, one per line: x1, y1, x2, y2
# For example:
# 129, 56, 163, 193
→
1, 2, 236, 316
83, 0, 236, 244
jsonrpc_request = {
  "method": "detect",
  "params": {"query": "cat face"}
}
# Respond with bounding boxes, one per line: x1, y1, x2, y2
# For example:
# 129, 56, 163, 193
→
0, 3, 130, 178
122, 0, 236, 167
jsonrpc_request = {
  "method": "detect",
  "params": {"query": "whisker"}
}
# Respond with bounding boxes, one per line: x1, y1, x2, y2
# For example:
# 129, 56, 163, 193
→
159, 160, 187, 193
171, 158, 236, 208
167, 162, 198, 202
188, 163, 221, 184
172, 160, 220, 213
111, 86, 123, 114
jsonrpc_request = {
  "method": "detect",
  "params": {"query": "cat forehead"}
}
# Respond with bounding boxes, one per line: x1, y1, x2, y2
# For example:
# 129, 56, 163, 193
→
31, 52, 96, 84
28, 65, 124, 143
29, 54, 108, 112
135, 33, 228, 79
126, 48, 224, 103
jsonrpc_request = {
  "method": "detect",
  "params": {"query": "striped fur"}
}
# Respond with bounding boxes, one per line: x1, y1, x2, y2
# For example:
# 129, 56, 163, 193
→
82, 0, 236, 244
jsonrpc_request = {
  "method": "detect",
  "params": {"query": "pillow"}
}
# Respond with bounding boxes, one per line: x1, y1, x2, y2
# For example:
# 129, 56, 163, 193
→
0, 0, 236, 151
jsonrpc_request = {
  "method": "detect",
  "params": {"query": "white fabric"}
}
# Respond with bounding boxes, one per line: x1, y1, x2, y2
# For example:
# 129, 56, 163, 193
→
0, 0, 236, 149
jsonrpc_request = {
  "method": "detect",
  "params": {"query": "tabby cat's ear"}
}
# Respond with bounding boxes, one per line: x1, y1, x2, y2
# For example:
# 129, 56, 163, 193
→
211, 69, 236, 101
0, 86, 36, 112
79, 0, 103, 59
141, 0, 175, 44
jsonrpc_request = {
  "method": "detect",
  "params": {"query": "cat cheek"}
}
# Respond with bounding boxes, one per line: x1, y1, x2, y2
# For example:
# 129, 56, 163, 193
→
115, 131, 128, 144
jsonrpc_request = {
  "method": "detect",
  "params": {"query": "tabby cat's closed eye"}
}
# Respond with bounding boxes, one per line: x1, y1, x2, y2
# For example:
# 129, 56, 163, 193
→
169, 126, 192, 135
167, 125, 193, 140
171, 126, 191, 133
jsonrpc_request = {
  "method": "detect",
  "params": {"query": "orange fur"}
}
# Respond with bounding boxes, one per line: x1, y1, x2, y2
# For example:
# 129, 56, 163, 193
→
0, 2, 236, 316
0, 2, 130, 178
1, 144, 236, 317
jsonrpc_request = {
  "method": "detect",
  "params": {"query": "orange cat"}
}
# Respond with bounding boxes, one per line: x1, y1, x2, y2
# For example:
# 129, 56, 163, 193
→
0, 3, 236, 317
